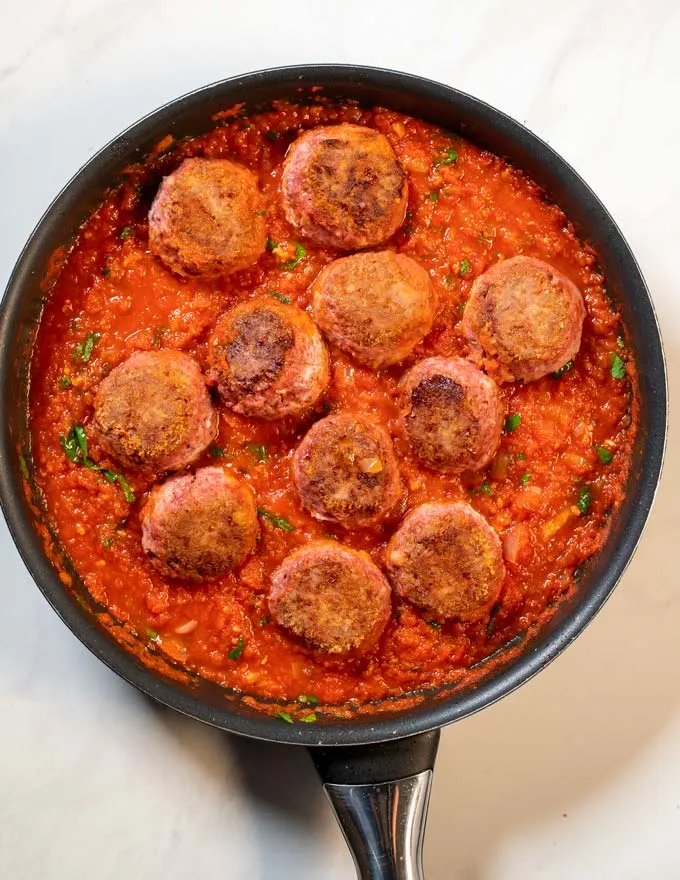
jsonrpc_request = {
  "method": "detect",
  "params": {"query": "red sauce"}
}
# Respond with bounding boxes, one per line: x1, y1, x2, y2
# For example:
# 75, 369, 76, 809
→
28, 103, 637, 719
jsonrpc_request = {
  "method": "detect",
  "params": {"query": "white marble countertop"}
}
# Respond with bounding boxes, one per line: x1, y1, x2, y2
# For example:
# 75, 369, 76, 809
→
1, 1, 679, 877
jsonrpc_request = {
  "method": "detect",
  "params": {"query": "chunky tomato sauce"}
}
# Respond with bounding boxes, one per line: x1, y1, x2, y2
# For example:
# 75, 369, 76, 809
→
28, 102, 637, 719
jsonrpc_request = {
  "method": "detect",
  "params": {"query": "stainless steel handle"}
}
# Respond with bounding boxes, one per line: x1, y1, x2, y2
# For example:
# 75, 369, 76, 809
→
323, 770, 433, 880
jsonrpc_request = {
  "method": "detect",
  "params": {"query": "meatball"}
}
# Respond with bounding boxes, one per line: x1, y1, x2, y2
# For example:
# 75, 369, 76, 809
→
386, 502, 505, 621
269, 541, 392, 654
93, 350, 217, 472
141, 466, 258, 581
148, 158, 267, 278
462, 256, 586, 383
311, 251, 436, 369
293, 414, 404, 527
208, 297, 330, 419
281, 124, 407, 250
399, 357, 504, 473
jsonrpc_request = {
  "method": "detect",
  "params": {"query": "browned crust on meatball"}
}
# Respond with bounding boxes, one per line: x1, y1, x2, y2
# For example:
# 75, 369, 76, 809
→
386, 502, 505, 621
462, 255, 586, 383
93, 350, 218, 472
293, 413, 404, 527
141, 466, 259, 581
148, 158, 267, 278
208, 298, 330, 419
281, 124, 408, 250
311, 251, 437, 369
269, 541, 392, 654
399, 357, 504, 473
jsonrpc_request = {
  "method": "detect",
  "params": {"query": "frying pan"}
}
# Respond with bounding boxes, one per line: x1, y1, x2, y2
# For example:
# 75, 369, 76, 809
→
0, 65, 667, 879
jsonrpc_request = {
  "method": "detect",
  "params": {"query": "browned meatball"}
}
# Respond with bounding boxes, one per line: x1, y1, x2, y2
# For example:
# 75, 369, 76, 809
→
141, 466, 258, 581
281, 124, 407, 250
311, 251, 436, 369
293, 414, 404, 527
386, 502, 505, 621
399, 357, 504, 473
269, 541, 392, 654
462, 256, 586, 383
93, 350, 217, 472
208, 298, 330, 419
148, 158, 267, 278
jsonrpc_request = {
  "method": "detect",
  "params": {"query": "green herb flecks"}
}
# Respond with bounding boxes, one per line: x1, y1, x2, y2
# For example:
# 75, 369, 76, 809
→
257, 508, 295, 532
299, 713, 317, 723
269, 291, 292, 304
119, 226, 134, 240
595, 445, 613, 464
146, 628, 160, 642
428, 620, 442, 630
436, 146, 458, 166
245, 443, 268, 463
577, 484, 592, 515
611, 353, 626, 380
552, 360, 574, 379
259, 615, 271, 627
298, 694, 319, 705
151, 327, 169, 347
72, 332, 100, 363
266, 237, 278, 252
255, 209, 267, 216
101, 536, 115, 549
428, 190, 440, 202
19, 455, 29, 480
276, 711, 293, 723
283, 243, 307, 270
228, 636, 245, 661
59, 425, 136, 503
101, 267, 111, 277
266, 131, 279, 142
59, 375, 73, 389
517, 452, 526, 461
520, 472, 531, 485
210, 445, 225, 459
480, 481, 493, 496
459, 258, 472, 275
504, 413, 521, 433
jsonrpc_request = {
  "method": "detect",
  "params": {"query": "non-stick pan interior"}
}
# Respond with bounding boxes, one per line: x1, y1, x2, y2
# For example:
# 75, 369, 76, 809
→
0, 66, 666, 746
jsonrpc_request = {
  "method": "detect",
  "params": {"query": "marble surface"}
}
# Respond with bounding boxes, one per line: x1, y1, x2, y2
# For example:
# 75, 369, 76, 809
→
1, 1, 679, 877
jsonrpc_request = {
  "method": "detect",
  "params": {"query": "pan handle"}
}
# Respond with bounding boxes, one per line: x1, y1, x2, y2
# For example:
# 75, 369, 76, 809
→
310, 730, 440, 880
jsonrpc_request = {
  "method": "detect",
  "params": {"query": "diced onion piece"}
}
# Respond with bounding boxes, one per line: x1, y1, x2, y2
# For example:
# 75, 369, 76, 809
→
491, 450, 511, 480
174, 619, 198, 635
358, 457, 383, 474
502, 523, 530, 564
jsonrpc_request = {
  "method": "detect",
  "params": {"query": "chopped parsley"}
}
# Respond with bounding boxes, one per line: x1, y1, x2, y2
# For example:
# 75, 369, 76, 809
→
59, 425, 135, 502
146, 628, 160, 642
255, 209, 267, 216
283, 243, 307, 270
118, 226, 134, 240
480, 481, 493, 496
552, 360, 574, 379
504, 413, 521, 433
151, 327, 169, 347
299, 713, 317, 723
611, 353, 626, 380
72, 332, 100, 363
459, 258, 472, 275
595, 445, 613, 464
517, 452, 526, 461
19, 455, 29, 480
245, 443, 268, 463
259, 615, 271, 627
59, 375, 73, 389
101, 267, 111, 277
428, 190, 440, 202
298, 694, 319, 705
427, 620, 442, 630
266, 131, 278, 142
269, 291, 291, 304
228, 636, 245, 661
276, 711, 293, 723
444, 275, 455, 285
577, 484, 592, 515
257, 508, 295, 532
266, 237, 278, 251
209, 445, 225, 459
101, 536, 115, 549
520, 472, 531, 485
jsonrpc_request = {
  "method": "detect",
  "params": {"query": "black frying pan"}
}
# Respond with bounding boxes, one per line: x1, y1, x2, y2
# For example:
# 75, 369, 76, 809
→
0, 66, 667, 879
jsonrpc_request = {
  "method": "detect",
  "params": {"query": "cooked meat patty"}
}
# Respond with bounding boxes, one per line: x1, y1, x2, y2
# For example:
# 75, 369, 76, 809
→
93, 350, 217, 472
462, 256, 586, 383
386, 502, 505, 621
208, 298, 330, 419
141, 466, 258, 581
293, 413, 404, 527
269, 541, 392, 654
281, 124, 407, 250
148, 157, 267, 278
311, 250, 436, 369
399, 357, 504, 473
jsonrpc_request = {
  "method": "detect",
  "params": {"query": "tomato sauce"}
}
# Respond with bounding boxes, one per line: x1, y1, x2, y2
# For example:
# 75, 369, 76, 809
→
28, 102, 637, 719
